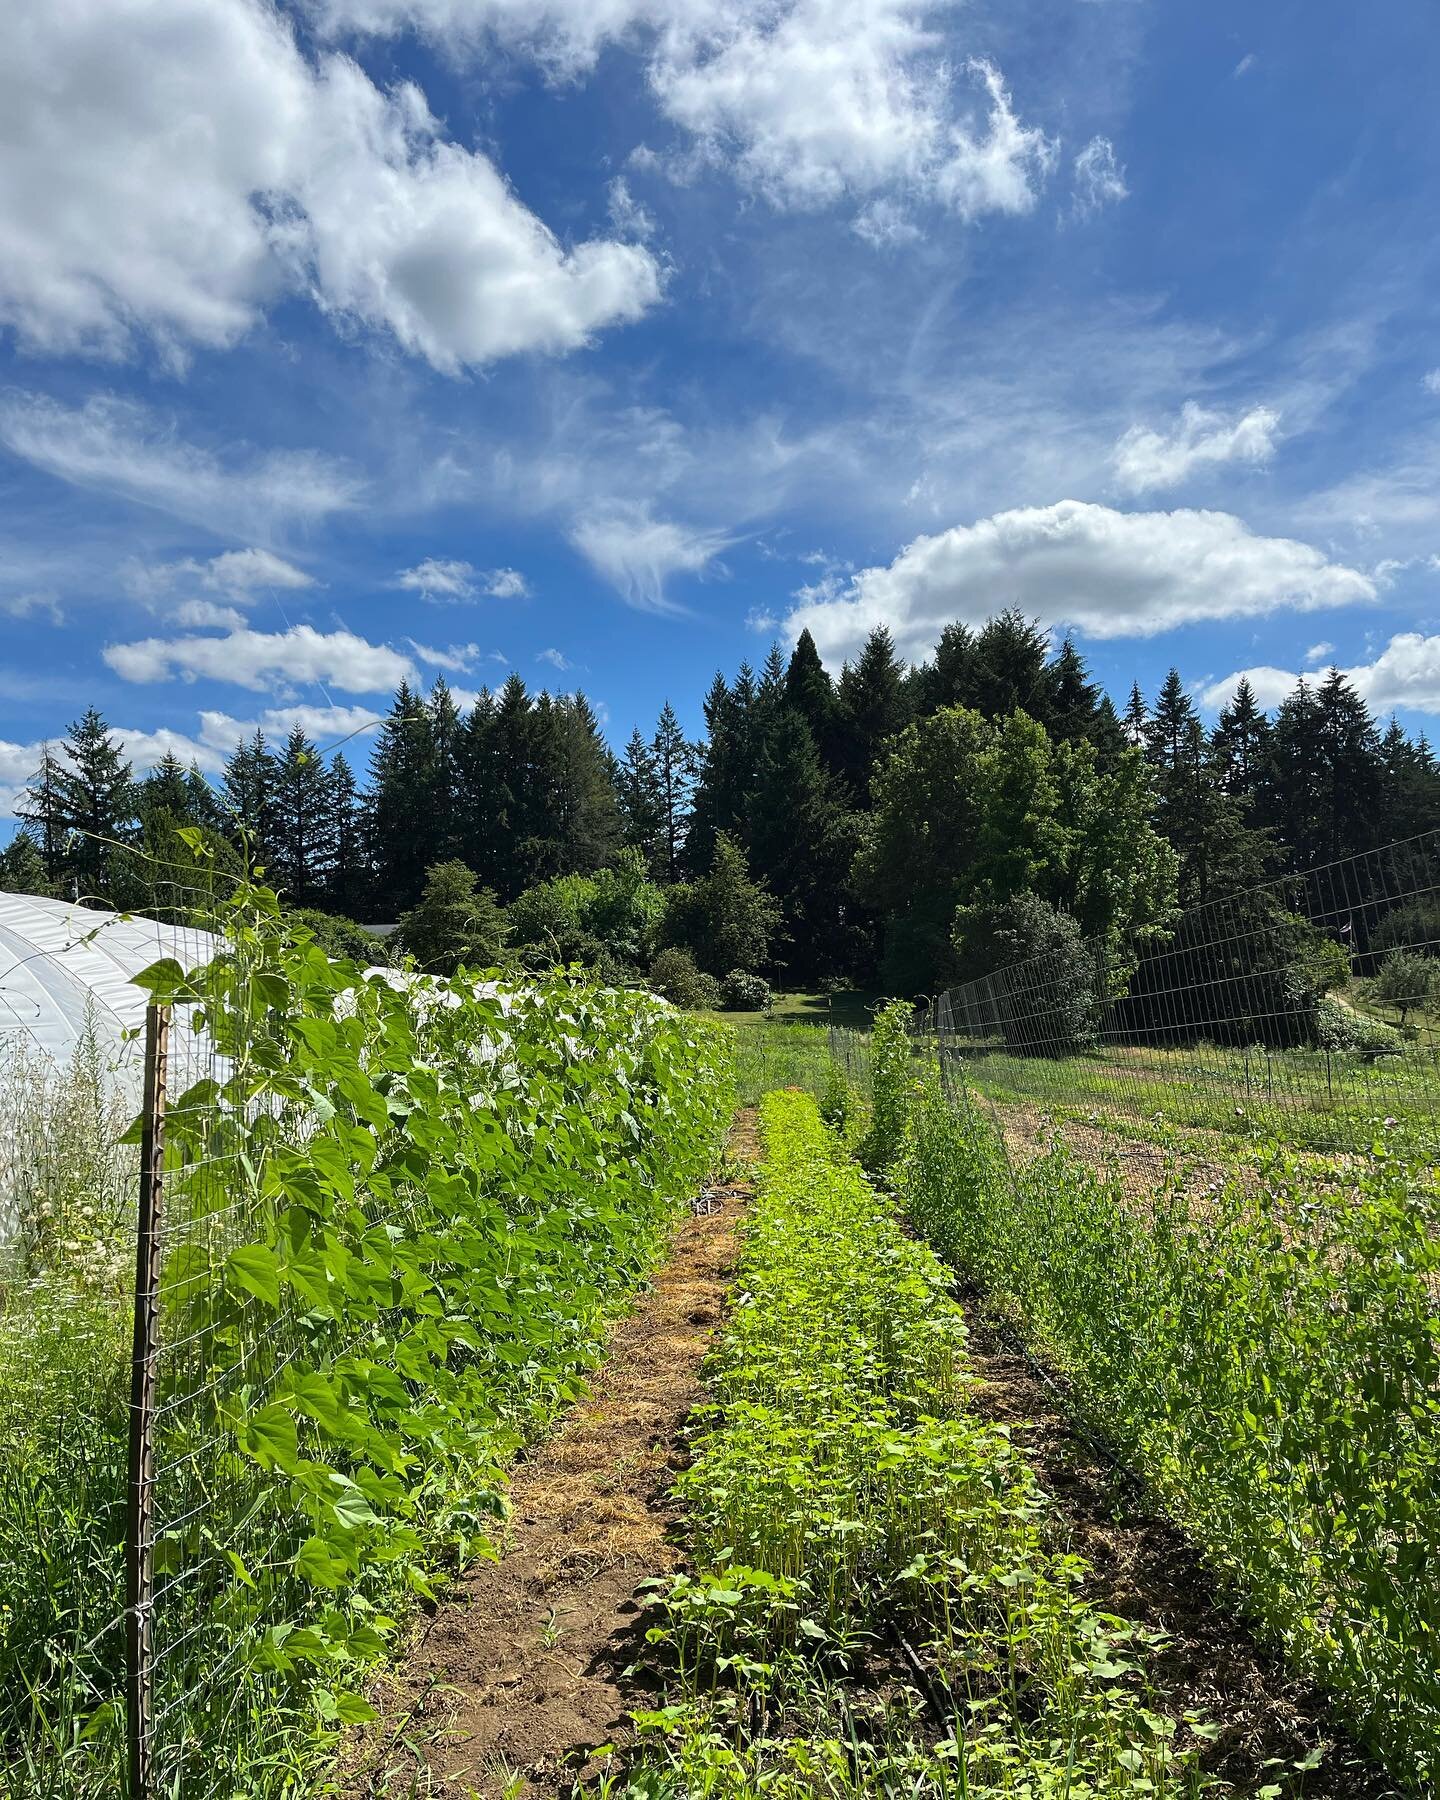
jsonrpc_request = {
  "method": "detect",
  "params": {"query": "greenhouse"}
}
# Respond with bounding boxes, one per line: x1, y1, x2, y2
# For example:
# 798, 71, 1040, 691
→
0, 891, 213, 1068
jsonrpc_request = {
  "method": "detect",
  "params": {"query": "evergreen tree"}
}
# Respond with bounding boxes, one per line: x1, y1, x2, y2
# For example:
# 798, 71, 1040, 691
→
966, 612, 1051, 724
273, 728, 333, 906
139, 751, 194, 824
1265, 674, 1383, 870
618, 727, 665, 872
663, 832, 780, 976
392, 860, 507, 976
1211, 677, 1270, 802
222, 730, 279, 871
324, 753, 366, 916
16, 745, 69, 883
651, 702, 694, 882
1378, 719, 1440, 843
837, 625, 911, 800
910, 622, 976, 716
687, 672, 758, 870
551, 693, 623, 877
1041, 637, 1105, 744
54, 709, 137, 901
366, 683, 435, 916
782, 629, 845, 775
0, 828, 53, 896
748, 708, 857, 983
1122, 681, 1147, 747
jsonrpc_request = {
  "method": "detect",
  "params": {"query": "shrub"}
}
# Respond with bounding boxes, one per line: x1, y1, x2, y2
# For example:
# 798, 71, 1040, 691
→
953, 891, 1098, 1055
649, 946, 721, 1009
858, 998, 915, 1175
720, 969, 771, 1012
286, 906, 385, 965
391, 859, 507, 976
1314, 996, 1404, 1056
661, 833, 780, 976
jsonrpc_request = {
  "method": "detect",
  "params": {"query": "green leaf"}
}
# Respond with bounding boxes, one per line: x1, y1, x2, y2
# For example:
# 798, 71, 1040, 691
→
227, 1243, 280, 1309
295, 1537, 349, 1588
131, 956, 185, 998
242, 1404, 299, 1472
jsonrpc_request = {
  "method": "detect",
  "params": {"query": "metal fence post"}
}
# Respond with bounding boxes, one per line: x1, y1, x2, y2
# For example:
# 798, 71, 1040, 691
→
126, 1003, 170, 1800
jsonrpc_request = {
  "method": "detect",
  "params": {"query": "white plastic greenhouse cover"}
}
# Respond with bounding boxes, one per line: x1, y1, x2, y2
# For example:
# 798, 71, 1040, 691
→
0, 892, 215, 1068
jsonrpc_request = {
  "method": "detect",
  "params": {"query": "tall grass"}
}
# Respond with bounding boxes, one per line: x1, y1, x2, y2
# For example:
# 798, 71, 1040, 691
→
0, 1019, 137, 1796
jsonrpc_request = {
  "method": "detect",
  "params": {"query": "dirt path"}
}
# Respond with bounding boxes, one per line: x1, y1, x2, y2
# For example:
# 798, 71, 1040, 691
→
343, 1112, 758, 1799
956, 1293, 1403, 1800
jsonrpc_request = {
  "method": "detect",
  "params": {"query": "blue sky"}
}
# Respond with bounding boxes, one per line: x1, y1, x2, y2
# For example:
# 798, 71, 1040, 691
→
3, 0, 1440, 819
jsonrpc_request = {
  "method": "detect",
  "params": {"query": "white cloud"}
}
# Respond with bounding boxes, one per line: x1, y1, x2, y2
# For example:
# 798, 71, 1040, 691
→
320, 1, 1053, 232
395, 558, 530, 601
1423, 369, 1440, 396
1201, 634, 1440, 718
130, 547, 317, 609
569, 503, 731, 612
1, 592, 64, 625
607, 176, 656, 240
537, 647, 573, 670
406, 639, 479, 671
1233, 53, 1257, 77
1112, 401, 1281, 493
198, 702, 387, 752
1304, 641, 1334, 666
174, 599, 248, 630
1072, 137, 1128, 217
783, 499, 1376, 663
104, 624, 415, 693
0, 0, 661, 370
654, 29, 1054, 223
0, 393, 361, 537
481, 567, 530, 599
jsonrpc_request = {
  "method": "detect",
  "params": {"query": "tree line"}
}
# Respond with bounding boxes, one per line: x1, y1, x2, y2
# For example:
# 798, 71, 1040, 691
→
3, 612, 1437, 1012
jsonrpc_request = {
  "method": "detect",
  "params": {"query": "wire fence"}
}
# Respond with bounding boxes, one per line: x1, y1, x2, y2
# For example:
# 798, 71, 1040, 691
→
925, 829, 1440, 1156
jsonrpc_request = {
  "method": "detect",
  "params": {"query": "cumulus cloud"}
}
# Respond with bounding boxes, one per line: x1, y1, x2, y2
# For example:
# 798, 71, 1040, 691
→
1112, 401, 1281, 493
1423, 369, 1440, 396
130, 548, 317, 610
1201, 634, 1440, 717
406, 639, 479, 671
1072, 137, 1127, 217
0, 393, 361, 537
103, 624, 415, 693
320, 0, 1054, 234
569, 503, 731, 611
1304, 641, 1334, 666
395, 558, 530, 601
0, 0, 661, 369
783, 499, 1376, 663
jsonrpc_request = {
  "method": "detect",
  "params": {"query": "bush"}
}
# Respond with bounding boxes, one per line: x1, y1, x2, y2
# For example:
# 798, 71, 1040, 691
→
720, 969, 771, 1012
649, 946, 722, 1010
287, 906, 385, 965
1314, 996, 1404, 1056
953, 892, 1098, 1056
392, 860, 507, 976
1371, 948, 1440, 1027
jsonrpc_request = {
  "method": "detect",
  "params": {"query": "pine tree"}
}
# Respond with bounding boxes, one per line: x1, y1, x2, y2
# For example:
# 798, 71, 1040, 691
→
16, 745, 69, 883
1313, 670, 1383, 865
552, 693, 623, 877
366, 683, 435, 915
1041, 638, 1105, 744
687, 671, 758, 870
1123, 681, 1147, 747
324, 753, 366, 915
618, 727, 665, 873
651, 702, 694, 883
966, 612, 1051, 723
1378, 718, 1440, 843
139, 752, 193, 824
1211, 678, 1271, 803
222, 731, 279, 873
838, 625, 911, 801
273, 728, 333, 906
54, 709, 137, 901
782, 630, 845, 775
0, 828, 53, 896
910, 622, 976, 716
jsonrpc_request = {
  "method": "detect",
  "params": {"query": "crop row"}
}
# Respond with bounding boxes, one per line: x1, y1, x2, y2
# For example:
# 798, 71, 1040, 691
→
1, 885, 734, 1799
631, 1087, 1208, 1798
897, 1068, 1440, 1791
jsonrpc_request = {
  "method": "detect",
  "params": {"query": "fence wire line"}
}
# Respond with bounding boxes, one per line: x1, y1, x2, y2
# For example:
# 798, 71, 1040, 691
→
923, 828, 1440, 1157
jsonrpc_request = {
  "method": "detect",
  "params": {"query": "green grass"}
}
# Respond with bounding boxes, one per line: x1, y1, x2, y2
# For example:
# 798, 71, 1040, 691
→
954, 1033, 1440, 1156
623, 1089, 1210, 1799
695, 988, 883, 1029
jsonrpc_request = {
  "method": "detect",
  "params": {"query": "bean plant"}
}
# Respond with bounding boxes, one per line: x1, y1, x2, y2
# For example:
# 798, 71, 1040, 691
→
1, 880, 732, 1798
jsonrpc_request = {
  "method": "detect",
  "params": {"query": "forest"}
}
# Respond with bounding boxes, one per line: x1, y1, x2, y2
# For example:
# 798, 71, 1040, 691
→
3, 611, 1438, 1006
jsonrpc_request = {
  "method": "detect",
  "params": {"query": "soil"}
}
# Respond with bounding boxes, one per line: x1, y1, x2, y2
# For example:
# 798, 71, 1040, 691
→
955, 1292, 1404, 1800
340, 1110, 758, 1800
